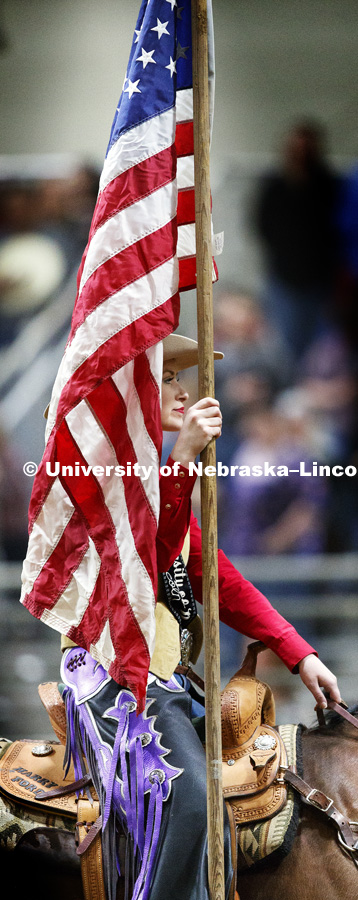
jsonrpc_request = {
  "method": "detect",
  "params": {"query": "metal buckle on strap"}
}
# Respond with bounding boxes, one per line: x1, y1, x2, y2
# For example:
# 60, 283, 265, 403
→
337, 821, 358, 853
276, 763, 289, 784
305, 788, 333, 812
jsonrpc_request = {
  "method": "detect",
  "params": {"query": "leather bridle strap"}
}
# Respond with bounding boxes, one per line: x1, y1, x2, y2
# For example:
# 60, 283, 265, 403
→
284, 767, 358, 853
317, 699, 358, 730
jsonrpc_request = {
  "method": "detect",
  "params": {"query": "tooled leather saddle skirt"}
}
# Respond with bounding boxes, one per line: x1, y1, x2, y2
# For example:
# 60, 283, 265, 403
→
221, 642, 288, 826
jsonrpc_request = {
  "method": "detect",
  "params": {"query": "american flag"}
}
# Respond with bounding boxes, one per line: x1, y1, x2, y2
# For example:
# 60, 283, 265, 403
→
20, 0, 216, 707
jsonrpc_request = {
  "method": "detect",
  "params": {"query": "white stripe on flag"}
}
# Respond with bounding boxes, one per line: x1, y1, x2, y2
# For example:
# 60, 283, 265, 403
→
79, 181, 178, 295
177, 156, 194, 190
65, 402, 156, 650
91, 620, 116, 671
20, 479, 75, 599
41, 537, 101, 631
177, 223, 196, 259
111, 362, 161, 516
45, 257, 178, 439
100, 108, 175, 192
176, 88, 193, 123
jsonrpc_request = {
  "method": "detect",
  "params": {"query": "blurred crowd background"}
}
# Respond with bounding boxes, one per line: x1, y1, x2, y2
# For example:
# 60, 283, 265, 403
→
1, 0, 358, 737
3, 124, 358, 564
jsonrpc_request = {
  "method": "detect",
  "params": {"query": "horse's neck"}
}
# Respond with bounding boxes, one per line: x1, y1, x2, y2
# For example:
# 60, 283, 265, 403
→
302, 726, 357, 820
237, 723, 358, 900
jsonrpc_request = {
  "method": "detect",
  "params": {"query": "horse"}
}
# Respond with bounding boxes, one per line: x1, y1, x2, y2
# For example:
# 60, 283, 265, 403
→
1, 704, 358, 900
237, 704, 358, 900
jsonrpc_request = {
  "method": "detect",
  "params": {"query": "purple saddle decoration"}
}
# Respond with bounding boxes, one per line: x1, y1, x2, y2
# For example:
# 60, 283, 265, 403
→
60, 646, 111, 703
61, 647, 182, 900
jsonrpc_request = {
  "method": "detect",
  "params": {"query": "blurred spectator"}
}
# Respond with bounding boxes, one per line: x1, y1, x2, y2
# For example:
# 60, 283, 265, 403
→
255, 119, 339, 361
219, 404, 327, 559
37, 164, 99, 247
213, 286, 293, 462
277, 328, 358, 551
0, 168, 98, 347
0, 180, 66, 346
335, 163, 358, 350
0, 181, 43, 236
277, 329, 357, 462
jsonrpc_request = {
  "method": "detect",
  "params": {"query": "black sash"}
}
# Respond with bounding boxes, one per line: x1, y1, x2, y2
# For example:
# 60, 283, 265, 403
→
160, 554, 197, 627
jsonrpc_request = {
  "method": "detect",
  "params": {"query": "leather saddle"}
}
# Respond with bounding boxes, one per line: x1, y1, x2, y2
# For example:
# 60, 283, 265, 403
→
221, 641, 288, 826
0, 732, 105, 900
0, 642, 286, 899
15, 642, 287, 833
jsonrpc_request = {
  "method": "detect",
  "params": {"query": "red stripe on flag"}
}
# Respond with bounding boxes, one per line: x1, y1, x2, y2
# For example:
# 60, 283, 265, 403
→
178, 255, 218, 293
175, 121, 194, 157
56, 299, 179, 435
66, 574, 113, 650
86, 378, 158, 586
54, 420, 151, 701
71, 148, 176, 327
133, 352, 162, 450
66, 569, 150, 699
178, 256, 197, 292
23, 510, 89, 616
28, 297, 179, 528
177, 188, 195, 226
90, 147, 176, 236
70, 220, 178, 337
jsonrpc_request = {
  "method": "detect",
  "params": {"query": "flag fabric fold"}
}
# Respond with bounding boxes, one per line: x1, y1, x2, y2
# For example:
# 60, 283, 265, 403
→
20, 0, 216, 707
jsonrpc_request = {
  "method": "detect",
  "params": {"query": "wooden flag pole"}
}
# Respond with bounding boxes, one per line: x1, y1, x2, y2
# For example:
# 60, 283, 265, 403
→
191, 2, 225, 900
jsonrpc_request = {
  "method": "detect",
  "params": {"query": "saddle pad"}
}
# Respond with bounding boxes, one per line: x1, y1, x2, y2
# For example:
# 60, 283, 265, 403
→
0, 788, 76, 852
0, 739, 90, 817
237, 723, 303, 870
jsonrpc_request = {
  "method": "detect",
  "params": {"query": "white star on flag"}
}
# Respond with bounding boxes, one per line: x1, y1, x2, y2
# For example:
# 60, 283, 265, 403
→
137, 47, 156, 68
124, 78, 141, 98
166, 0, 177, 9
165, 56, 176, 77
151, 18, 170, 39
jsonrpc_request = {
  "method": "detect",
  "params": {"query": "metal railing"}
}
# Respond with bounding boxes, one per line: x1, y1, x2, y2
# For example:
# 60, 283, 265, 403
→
2, 552, 358, 597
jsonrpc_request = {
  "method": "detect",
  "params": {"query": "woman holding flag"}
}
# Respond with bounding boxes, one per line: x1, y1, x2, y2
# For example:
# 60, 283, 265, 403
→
59, 332, 341, 900
20, 2, 340, 897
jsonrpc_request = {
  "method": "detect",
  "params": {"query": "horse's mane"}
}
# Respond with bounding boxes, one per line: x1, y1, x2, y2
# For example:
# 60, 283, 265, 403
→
308, 703, 358, 732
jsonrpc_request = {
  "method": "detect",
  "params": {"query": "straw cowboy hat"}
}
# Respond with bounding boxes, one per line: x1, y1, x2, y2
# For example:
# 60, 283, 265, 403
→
44, 334, 223, 418
163, 333, 223, 370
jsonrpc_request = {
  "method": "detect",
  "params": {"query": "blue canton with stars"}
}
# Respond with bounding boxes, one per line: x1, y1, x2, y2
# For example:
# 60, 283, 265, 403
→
106, 0, 192, 157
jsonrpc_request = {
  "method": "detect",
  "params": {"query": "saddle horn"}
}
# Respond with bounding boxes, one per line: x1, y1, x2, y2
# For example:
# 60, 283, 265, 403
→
236, 641, 268, 678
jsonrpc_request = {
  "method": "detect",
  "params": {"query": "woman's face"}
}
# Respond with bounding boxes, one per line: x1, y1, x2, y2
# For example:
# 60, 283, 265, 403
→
161, 359, 189, 432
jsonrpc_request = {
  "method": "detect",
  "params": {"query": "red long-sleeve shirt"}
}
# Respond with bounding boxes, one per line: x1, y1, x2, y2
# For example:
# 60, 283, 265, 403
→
156, 457, 316, 672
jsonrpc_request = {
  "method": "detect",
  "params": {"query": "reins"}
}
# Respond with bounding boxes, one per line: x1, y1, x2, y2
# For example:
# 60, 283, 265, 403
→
316, 696, 358, 731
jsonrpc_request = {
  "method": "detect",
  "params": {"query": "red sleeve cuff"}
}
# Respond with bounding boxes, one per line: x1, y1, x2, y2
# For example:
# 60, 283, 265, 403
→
161, 455, 197, 498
